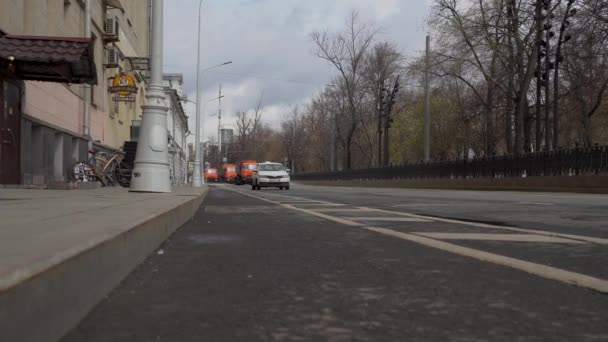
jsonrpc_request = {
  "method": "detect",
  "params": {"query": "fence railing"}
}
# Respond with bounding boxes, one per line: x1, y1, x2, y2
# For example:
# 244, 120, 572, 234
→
294, 145, 608, 181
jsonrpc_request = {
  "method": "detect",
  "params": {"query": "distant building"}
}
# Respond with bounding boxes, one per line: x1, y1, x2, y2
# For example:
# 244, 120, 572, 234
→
163, 74, 188, 186
220, 128, 233, 162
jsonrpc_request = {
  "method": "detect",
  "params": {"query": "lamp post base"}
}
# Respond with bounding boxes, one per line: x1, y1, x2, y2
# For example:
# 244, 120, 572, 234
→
130, 162, 172, 193
192, 160, 203, 188
129, 84, 172, 193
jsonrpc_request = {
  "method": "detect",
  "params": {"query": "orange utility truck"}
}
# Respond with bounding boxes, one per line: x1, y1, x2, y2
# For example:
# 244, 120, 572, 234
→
236, 160, 257, 185
221, 163, 237, 183
204, 168, 219, 182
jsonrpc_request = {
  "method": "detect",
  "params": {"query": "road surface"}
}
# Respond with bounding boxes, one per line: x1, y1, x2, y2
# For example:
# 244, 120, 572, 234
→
62, 184, 608, 341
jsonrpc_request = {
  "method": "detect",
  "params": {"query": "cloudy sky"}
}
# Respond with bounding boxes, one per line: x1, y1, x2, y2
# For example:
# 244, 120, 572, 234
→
162, 0, 433, 143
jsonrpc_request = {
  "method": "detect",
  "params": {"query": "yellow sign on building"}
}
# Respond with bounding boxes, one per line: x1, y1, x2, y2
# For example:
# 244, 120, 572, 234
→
109, 73, 137, 96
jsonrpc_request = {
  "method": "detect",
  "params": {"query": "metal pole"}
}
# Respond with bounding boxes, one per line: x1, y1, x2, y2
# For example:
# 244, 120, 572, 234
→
535, 0, 542, 151
192, 0, 204, 187
330, 111, 336, 171
383, 93, 390, 166
130, 0, 171, 192
83, 0, 91, 148
424, 35, 431, 162
377, 86, 383, 167
292, 117, 296, 174
218, 84, 222, 164
553, 2, 573, 150
544, 24, 552, 151
553, 61, 559, 150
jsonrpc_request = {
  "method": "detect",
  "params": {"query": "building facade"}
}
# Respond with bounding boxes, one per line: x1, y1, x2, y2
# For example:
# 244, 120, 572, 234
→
163, 74, 189, 186
0, 0, 151, 185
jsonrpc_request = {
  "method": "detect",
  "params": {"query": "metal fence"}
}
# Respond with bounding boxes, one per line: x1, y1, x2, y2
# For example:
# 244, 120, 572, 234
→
294, 145, 608, 181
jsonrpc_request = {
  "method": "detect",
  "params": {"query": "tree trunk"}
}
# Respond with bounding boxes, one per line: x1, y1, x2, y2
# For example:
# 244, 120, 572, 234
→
345, 126, 355, 169
505, 16, 515, 155
583, 113, 592, 147
505, 93, 513, 154
524, 99, 531, 152
514, 97, 524, 153
345, 139, 352, 169
485, 74, 496, 155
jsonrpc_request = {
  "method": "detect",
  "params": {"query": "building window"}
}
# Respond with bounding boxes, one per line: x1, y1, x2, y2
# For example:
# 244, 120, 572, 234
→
63, 0, 71, 17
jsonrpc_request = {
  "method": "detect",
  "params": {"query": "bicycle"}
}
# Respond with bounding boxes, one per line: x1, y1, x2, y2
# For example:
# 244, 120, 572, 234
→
87, 150, 117, 186
88, 150, 132, 187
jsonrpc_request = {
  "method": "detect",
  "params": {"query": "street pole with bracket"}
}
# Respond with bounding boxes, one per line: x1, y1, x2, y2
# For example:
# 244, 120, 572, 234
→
130, 0, 171, 192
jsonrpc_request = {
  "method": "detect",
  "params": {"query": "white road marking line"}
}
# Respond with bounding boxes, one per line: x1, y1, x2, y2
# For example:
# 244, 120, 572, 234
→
393, 203, 455, 207
248, 192, 341, 206
256, 193, 309, 200
517, 202, 555, 206
282, 204, 364, 226
223, 188, 359, 226
393, 202, 556, 207
348, 217, 431, 222
278, 201, 326, 204
411, 233, 586, 244
281, 200, 342, 205
312, 208, 376, 213
366, 227, 608, 294
221, 187, 608, 293
357, 207, 608, 246
292, 203, 346, 207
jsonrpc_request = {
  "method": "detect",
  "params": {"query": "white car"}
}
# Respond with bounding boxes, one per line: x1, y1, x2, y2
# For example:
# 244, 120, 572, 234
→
252, 162, 290, 190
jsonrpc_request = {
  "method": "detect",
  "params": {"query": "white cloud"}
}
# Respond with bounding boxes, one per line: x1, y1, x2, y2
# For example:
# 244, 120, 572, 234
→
165, 0, 432, 144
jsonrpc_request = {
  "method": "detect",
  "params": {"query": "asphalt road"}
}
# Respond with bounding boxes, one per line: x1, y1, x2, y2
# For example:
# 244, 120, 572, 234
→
62, 184, 608, 341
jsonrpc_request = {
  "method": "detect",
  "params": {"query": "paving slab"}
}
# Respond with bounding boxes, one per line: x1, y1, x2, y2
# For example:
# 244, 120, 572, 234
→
0, 186, 208, 342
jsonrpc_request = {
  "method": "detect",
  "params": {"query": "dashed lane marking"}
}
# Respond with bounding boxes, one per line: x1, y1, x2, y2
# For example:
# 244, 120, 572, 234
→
218, 186, 359, 226
411, 233, 586, 244
356, 207, 608, 246
219, 186, 608, 294
366, 227, 608, 294
282, 204, 365, 226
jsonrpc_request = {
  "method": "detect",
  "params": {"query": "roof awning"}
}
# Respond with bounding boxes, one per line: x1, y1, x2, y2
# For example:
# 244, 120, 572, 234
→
0, 35, 97, 84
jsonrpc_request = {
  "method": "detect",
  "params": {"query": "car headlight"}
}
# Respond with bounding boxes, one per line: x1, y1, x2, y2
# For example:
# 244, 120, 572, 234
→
259, 177, 270, 182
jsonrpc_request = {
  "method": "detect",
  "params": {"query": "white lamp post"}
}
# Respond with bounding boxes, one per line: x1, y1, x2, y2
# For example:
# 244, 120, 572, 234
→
191, 0, 231, 187
191, 0, 205, 187
130, 0, 172, 193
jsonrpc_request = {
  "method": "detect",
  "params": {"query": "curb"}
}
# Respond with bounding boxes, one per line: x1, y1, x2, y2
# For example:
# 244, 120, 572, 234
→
0, 188, 209, 342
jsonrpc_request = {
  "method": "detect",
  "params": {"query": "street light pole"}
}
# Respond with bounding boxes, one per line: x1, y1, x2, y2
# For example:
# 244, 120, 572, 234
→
424, 35, 431, 162
130, 0, 172, 192
192, 0, 205, 187
218, 84, 222, 164
83, 0, 92, 149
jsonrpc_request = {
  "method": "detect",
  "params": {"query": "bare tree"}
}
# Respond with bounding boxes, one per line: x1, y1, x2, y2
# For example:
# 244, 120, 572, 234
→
562, 0, 608, 146
233, 90, 265, 161
310, 11, 378, 169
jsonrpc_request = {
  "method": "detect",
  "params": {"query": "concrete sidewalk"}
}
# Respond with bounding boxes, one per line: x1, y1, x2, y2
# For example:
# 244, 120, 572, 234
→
0, 186, 208, 342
